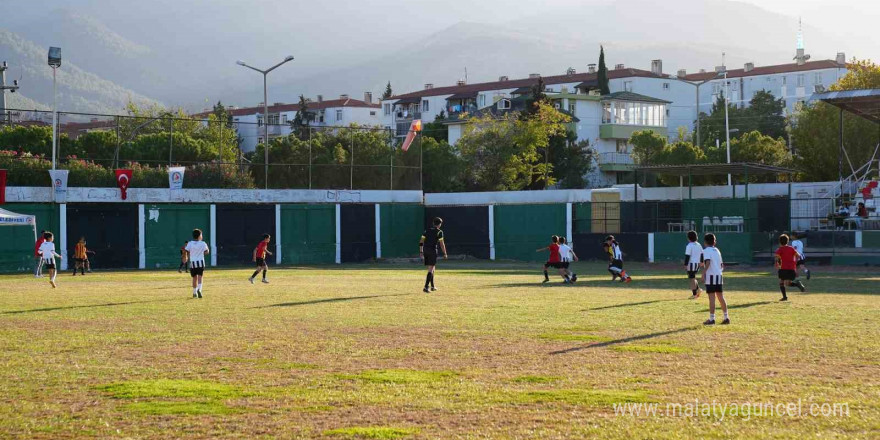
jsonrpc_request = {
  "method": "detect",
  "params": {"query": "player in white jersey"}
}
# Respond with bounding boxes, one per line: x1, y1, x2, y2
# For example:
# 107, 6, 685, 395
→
184, 228, 210, 299
38, 232, 63, 288
558, 236, 578, 283
603, 235, 631, 283
701, 233, 729, 325
791, 232, 810, 280
684, 230, 704, 299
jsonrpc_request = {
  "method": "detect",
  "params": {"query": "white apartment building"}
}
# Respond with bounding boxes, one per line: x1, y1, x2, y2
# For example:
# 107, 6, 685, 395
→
199, 93, 381, 153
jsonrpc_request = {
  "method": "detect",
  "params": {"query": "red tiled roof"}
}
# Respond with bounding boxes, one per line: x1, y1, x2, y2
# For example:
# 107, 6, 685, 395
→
194, 98, 380, 118
388, 68, 667, 101
683, 59, 845, 81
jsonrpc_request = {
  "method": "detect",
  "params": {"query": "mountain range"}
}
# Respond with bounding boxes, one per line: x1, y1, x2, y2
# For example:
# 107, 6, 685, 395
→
0, 0, 875, 115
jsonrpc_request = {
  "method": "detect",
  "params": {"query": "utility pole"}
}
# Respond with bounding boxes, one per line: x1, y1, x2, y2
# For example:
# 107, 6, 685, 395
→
0, 61, 21, 125
722, 52, 732, 186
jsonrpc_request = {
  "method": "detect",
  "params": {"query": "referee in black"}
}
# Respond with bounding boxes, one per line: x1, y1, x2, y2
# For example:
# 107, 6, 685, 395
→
419, 217, 448, 293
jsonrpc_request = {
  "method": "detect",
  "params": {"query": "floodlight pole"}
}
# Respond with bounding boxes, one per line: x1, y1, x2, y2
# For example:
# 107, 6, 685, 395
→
722, 53, 732, 186
51, 66, 57, 170
236, 56, 294, 189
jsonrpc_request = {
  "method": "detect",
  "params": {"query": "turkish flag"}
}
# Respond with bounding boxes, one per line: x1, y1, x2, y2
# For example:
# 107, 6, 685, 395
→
0, 169, 6, 204
115, 169, 133, 200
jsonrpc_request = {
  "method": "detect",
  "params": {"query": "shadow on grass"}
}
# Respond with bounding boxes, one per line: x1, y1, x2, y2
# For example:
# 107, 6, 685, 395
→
1, 298, 181, 315
252, 293, 411, 309
588, 299, 682, 311
693, 301, 775, 313
550, 326, 700, 355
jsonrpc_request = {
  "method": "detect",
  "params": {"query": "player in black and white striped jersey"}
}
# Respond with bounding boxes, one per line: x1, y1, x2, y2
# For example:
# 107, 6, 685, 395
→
185, 229, 210, 299
684, 230, 704, 299
701, 233, 729, 325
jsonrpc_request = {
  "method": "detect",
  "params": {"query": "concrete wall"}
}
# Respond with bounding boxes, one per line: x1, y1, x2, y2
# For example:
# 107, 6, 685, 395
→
5, 187, 422, 204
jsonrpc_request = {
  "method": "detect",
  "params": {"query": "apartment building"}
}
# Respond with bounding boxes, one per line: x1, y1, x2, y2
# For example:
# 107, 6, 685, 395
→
197, 93, 381, 153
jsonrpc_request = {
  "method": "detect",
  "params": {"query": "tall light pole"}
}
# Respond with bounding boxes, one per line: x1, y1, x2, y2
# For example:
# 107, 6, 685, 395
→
722, 52, 732, 186
670, 72, 723, 147
48, 47, 61, 170
1, 61, 21, 125
236, 56, 294, 189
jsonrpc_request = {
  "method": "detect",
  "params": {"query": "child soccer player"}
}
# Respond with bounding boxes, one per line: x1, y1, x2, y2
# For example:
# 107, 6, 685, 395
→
34, 230, 47, 278
72, 237, 92, 276
249, 234, 273, 284
537, 235, 568, 283
419, 217, 447, 293
185, 228, 210, 298
38, 232, 63, 288
604, 235, 631, 283
558, 236, 578, 283
684, 230, 704, 299
775, 234, 806, 301
178, 242, 189, 273
701, 233, 729, 325
791, 232, 810, 280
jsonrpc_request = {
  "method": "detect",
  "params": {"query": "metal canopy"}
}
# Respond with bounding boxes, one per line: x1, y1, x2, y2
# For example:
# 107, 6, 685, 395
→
634, 162, 795, 177
812, 89, 880, 124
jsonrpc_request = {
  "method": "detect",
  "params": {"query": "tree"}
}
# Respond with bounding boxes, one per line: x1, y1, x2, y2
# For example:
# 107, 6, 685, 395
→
382, 81, 394, 99
829, 58, 880, 91
422, 112, 448, 144
597, 46, 610, 95
524, 77, 548, 117
745, 91, 787, 140
548, 133, 595, 189
630, 130, 667, 165
291, 94, 312, 138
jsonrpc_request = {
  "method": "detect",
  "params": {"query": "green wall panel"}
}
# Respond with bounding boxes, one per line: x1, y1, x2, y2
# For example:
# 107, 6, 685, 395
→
280, 204, 336, 264
144, 204, 211, 269
380, 204, 424, 258
863, 232, 880, 249
573, 202, 591, 234
494, 204, 567, 262
654, 232, 754, 263
0, 203, 60, 272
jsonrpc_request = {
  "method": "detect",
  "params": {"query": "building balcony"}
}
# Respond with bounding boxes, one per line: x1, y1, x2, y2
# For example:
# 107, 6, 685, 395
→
599, 124, 667, 140
596, 152, 635, 172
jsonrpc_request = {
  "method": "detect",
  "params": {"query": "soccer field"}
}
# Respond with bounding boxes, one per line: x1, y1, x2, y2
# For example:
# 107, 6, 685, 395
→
1, 262, 877, 439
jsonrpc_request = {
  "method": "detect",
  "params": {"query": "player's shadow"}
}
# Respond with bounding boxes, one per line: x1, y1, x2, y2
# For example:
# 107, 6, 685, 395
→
587, 299, 682, 311
253, 293, 411, 309
1, 298, 181, 315
693, 300, 774, 313
550, 325, 701, 355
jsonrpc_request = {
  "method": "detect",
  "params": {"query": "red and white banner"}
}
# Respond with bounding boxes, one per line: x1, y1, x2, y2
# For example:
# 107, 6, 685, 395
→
115, 169, 133, 200
0, 169, 6, 204
401, 119, 422, 152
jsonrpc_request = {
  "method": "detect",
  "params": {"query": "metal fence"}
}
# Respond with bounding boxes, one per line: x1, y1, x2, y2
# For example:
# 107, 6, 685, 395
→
0, 108, 422, 190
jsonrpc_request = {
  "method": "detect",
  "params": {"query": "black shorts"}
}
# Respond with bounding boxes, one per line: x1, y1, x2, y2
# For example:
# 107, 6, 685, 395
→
44, 261, 56, 270
255, 258, 266, 266
778, 269, 797, 281
424, 252, 438, 266
796, 259, 806, 267
687, 271, 697, 279
561, 262, 570, 269
190, 267, 205, 277
544, 261, 563, 269
706, 284, 723, 293
610, 259, 624, 269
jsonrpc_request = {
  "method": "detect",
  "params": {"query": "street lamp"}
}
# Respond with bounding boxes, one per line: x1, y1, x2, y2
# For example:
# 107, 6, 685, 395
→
721, 53, 732, 186
236, 56, 294, 189
48, 47, 61, 170
669, 71, 723, 147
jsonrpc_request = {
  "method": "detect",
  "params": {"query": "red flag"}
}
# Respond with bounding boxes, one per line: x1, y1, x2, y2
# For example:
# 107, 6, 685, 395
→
401, 119, 422, 152
115, 169, 133, 200
0, 169, 6, 204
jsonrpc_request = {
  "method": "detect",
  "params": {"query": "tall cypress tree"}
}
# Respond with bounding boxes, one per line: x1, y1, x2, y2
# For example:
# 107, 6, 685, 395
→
598, 46, 610, 95
382, 81, 393, 99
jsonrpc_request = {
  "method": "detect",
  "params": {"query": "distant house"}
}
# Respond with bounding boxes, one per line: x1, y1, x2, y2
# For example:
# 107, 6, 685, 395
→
194, 93, 381, 153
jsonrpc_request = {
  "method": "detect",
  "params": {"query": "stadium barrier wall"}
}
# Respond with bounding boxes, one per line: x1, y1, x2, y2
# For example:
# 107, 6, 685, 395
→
279, 204, 337, 264
0, 203, 60, 273
143, 204, 211, 269
340, 204, 376, 263
653, 232, 755, 264
215, 204, 277, 266
424, 206, 490, 259
3, 187, 422, 204
380, 204, 424, 259
66, 204, 139, 269
494, 204, 567, 262
572, 233, 650, 262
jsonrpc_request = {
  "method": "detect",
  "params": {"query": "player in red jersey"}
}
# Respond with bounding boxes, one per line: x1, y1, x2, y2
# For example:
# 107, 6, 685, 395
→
249, 234, 273, 284
774, 234, 805, 301
537, 235, 569, 283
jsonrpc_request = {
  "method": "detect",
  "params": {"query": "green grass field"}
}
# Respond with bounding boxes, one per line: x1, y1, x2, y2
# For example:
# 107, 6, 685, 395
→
1, 262, 878, 439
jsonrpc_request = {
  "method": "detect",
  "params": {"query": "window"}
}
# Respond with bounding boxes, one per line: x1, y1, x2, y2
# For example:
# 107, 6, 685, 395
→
257, 137, 264, 144
712, 83, 722, 95
797, 74, 805, 87
616, 139, 628, 153
319, 110, 325, 123
335, 109, 343, 121
478, 94, 486, 107
663, 82, 670, 90
624, 81, 633, 92
281, 114, 288, 124
256, 115, 263, 127
814, 72, 823, 87
602, 102, 612, 124
422, 99, 430, 112
568, 102, 576, 114
383, 103, 391, 116
370, 111, 376, 116
498, 99, 511, 110
268, 114, 279, 125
